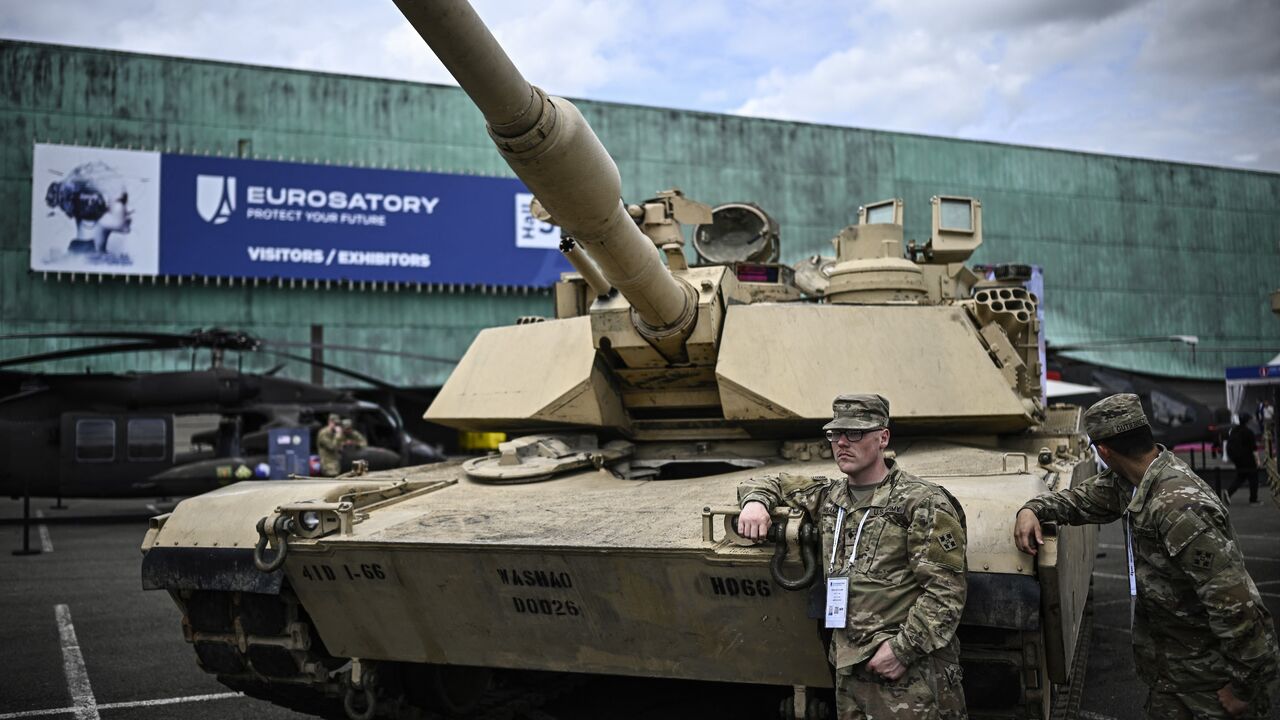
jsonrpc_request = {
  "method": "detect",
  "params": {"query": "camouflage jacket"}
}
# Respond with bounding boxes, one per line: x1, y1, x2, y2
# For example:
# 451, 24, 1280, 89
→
738, 461, 967, 670
1022, 447, 1280, 700
316, 427, 342, 476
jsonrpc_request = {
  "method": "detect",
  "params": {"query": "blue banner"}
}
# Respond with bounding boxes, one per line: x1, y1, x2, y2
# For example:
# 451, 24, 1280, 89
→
32, 144, 569, 286
1225, 364, 1280, 380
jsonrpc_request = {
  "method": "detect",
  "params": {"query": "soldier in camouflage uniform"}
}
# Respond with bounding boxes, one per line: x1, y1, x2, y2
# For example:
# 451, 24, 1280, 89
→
316, 413, 343, 477
737, 394, 968, 719
1015, 393, 1279, 719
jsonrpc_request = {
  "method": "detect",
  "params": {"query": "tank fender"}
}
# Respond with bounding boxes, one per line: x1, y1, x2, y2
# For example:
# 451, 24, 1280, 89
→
141, 546, 284, 594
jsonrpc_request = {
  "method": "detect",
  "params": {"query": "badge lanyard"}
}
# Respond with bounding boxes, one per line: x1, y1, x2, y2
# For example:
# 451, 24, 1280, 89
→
827, 507, 846, 574
1124, 486, 1137, 626
826, 506, 874, 575
824, 505, 873, 629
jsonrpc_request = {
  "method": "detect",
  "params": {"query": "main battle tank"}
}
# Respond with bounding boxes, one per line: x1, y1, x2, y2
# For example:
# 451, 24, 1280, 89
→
141, 2, 1098, 717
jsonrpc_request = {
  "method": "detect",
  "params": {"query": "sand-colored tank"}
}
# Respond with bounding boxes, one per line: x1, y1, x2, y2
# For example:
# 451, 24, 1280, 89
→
141, 2, 1098, 718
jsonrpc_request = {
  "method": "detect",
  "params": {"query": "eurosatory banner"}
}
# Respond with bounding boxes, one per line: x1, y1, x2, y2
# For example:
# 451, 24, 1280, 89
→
30, 143, 567, 286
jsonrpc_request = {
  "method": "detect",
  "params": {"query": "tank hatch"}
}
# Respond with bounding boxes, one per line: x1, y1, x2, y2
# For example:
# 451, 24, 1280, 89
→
462, 434, 633, 483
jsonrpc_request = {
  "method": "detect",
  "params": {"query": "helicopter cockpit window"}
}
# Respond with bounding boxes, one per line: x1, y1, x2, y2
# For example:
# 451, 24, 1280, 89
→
75, 419, 116, 462
127, 418, 168, 462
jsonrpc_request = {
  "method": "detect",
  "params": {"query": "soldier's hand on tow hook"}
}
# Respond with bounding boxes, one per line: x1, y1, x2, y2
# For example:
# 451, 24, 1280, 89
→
866, 641, 906, 681
1014, 508, 1044, 556
737, 501, 772, 541
1217, 685, 1249, 717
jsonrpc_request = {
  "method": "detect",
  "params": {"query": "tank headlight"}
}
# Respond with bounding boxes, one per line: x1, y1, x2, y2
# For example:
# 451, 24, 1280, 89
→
298, 510, 322, 532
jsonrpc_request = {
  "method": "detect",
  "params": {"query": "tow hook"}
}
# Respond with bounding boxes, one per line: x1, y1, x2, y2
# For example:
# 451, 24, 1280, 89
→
253, 514, 295, 572
767, 516, 820, 591
344, 659, 377, 720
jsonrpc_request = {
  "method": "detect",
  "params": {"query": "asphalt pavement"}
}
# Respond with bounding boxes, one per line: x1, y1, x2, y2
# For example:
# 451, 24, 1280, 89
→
2, 473, 1279, 720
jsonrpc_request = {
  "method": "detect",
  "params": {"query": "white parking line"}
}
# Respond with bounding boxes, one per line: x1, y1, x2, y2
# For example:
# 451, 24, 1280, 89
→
1093, 571, 1128, 580
98, 693, 244, 711
0, 693, 244, 719
1079, 711, 1122, 720
55, 605, 98, 720
35, 510, 53, 553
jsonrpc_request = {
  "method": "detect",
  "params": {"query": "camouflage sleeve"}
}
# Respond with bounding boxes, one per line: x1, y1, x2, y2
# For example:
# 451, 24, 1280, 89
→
889, 491, 967, 666
316, 430, 340, 453
737, 472, 828, 519
1165, 506, 1280, 702
349, 430, 368, 448
1020, 471, 1126, 526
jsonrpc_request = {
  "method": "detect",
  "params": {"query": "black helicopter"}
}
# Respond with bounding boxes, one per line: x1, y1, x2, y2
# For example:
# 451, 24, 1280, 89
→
0, 329, 451, 499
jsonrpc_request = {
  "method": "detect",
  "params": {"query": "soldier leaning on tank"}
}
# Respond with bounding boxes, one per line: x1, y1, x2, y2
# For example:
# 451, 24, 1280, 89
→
737, 394, 968, 720
1015, 393, 1280, 720
316, 413, 343, 477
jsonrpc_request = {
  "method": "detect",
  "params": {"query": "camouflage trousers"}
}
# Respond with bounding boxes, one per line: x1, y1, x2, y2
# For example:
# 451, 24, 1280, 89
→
1145, 688, 1271, 719
834, 655, 966, 719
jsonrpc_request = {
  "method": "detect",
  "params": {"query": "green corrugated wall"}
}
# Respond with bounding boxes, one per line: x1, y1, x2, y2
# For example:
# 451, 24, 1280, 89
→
2, 41, 1277, 384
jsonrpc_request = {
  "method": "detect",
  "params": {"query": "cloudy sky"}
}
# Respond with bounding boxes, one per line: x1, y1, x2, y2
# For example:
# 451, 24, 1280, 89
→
4, 0, 1278, 172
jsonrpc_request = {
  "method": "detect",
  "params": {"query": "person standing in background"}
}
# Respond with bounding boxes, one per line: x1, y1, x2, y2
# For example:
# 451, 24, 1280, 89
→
1226, 414, 1261, 505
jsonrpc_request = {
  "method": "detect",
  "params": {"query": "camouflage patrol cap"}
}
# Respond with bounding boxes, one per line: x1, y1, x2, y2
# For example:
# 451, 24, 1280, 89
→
822, 393, 890, 431
341, 418, 353, 428
1083, 393, 1148, 442
327, 413, 340, 423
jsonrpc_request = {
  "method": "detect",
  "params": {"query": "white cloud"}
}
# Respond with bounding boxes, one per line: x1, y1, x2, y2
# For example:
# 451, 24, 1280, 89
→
736, 30, 1004, 135
2, 0, 1277, 171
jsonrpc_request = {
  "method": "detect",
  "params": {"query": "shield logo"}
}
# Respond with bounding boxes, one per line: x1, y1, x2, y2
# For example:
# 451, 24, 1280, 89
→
196, 174, 236, 224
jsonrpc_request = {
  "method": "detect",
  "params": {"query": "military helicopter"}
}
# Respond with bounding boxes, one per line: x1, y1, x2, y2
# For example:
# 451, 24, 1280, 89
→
1047, 349, 1224, 448
0, 328, 449, 500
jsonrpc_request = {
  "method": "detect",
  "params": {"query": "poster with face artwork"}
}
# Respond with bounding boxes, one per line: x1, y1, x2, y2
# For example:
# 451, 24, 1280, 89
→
28, 142, 569, 286
30, 144, 162, 276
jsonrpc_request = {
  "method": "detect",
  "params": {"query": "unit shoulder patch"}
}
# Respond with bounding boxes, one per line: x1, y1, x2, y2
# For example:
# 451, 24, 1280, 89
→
925, 508, 966, 572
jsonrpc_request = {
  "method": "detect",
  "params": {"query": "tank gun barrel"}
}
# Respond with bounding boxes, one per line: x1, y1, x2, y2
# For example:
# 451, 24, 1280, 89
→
393, 0, 696, 335
560, 238, 612, 298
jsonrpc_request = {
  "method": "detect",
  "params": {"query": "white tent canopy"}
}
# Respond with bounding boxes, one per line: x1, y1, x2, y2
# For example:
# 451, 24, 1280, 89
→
1045, 378, 1101, 399
1225, 364, 1280, 419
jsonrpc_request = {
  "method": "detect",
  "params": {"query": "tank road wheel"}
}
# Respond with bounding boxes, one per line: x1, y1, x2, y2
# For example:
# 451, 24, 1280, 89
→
176, 587, 349, 717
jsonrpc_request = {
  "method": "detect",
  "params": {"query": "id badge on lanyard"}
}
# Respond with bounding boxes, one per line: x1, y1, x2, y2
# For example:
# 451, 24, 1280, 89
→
824, 506, 872, 629
1124, 486, 1137, 626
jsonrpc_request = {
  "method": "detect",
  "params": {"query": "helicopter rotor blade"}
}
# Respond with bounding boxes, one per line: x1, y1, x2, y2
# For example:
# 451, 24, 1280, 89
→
0, 341, 175, 369
262, 350, 435, 405
3, 330, 454, 365
2, 329, 446, 402
261, 339, 458, 365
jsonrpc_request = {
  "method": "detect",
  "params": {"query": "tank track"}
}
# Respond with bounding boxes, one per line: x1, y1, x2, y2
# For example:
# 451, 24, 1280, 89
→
1048, 593, 1093, 720
176, 587, 579, 719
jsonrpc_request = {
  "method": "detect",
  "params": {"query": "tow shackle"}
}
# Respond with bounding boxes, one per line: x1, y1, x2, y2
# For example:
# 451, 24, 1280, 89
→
253, 514, 296, 573
766, 517, 821, 591
343, 660, 377, 720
